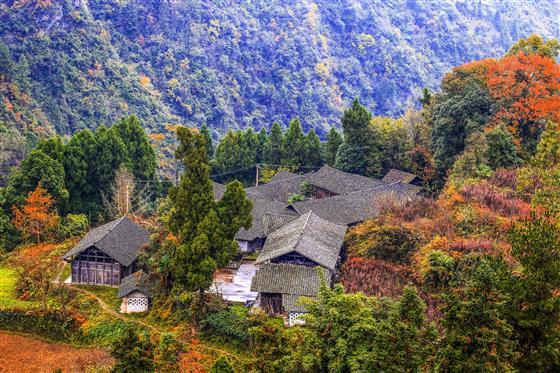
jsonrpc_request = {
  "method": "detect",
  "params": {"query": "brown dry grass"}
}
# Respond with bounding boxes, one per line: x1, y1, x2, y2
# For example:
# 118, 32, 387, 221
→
0, 332, 114, 373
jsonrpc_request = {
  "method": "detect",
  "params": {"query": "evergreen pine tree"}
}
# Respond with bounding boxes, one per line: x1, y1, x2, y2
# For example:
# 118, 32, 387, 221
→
14, 54, 31, 92
304, 128, 324, 167
114, 115, 157, 182
389, 286, 437, 371
282, 118, 305, 166
62, 129, 97, 216
214, 130, 254, 184
325, 127, 343, 166
509, 215, 560, 371
0, 43, 13, 79
214, 130, 242, 175
200, 123, 214, 158
485, 125, 522, 169
93, 126, 129, 218
217, 181, 252, 239
110, 326, 154, 373
5, 150, 68, 211
433, 255, 517, 371
336, 99, 375, 176
35, 137, 64, 164
256, 127, 268, 163
168, 127, 214, 240
262, 122, 284, 166
240, 128, 258, 167
167, 127, 252, 296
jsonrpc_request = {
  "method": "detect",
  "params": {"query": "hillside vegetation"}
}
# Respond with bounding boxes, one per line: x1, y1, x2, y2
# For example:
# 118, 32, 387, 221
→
0, 0, 558, 142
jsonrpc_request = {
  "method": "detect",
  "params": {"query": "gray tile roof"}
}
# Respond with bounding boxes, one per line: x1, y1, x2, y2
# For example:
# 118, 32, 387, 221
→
251, 263, 330, 297
245, 174, 305, 204
235, 194, 298, 241
245, 165, 384, 202
382, 169, 419, 184
118, 270, 156, 298
63, 216, 149, 266
255, 211, 347, 270
262, 213, 299, 236
306, 165, 385, 195
269, 171, 299, 182
289, 182, 422, 225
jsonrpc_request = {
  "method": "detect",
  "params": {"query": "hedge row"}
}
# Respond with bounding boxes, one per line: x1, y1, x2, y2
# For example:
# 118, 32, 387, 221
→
0, 308, 83, 342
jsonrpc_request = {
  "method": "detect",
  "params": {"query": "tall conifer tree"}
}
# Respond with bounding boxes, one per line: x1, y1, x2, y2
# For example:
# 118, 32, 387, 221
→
167, 127, 252, 296
305, 128, 324, 167
336, 99, 375, 175
282, 118, 305, 166
325, 127, 343, 166
263, 122, 284, 165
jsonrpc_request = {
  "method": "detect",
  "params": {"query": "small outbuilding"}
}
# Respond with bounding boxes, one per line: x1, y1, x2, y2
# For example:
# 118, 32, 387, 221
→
118, 270, 155, 313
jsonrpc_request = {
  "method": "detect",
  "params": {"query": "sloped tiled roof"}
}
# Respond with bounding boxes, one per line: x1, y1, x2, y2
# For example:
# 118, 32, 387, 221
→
382, 169, 419, 184
245, 175, 305, 203
255, 211, 347, 270
235, 194, 297, 241
262, 213, 299, 236
245, 165, 385, 202
63, 216, 149, 266
269, 171, 299, 182
289, 182, 422, 225
251, 263, 330, 296
306, 165, 384, 195
118, 270, 156, 298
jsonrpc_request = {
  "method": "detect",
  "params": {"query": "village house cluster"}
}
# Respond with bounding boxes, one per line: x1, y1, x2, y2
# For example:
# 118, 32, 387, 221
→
63, 165, 422, 321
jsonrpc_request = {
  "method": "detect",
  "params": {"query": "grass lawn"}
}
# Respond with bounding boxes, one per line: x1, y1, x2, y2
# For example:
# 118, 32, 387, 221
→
0, 267, 39, 309
74, 284, 121, 311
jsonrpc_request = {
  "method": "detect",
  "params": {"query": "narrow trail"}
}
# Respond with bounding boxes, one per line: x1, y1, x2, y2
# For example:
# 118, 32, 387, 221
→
65, 284, 240, 361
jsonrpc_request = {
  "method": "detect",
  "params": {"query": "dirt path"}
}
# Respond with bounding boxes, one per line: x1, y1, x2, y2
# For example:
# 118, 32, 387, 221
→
0, 331, 113, 373
66, 284, 240, 361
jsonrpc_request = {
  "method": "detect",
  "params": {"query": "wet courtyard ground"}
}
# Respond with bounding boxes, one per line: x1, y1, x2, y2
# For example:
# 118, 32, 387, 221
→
211, 260, 258, 303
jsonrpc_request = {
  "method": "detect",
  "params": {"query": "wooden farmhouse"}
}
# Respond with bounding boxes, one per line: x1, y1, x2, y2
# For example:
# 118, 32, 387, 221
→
62, 216, 149, 286
250, 211, 347, 326
213, 165, 423, 325
213, 165, 422, 255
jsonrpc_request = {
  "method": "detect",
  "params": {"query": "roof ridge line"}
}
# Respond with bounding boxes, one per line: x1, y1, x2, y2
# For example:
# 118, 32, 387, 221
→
94, 216, 125, 246
294, 211, 312, 251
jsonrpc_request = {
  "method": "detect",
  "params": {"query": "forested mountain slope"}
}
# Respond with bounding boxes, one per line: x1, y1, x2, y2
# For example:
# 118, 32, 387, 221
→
1, 0, 558, 142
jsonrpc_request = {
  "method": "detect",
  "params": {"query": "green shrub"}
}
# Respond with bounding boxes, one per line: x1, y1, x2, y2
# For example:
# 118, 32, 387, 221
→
0, 308, 83, 342
211, 356, 235, 373
58, 213, 89, 239
110, 325, 154, 373
287, 193, 304, 203
154, 333, 182, 372
202, 305, 250, 344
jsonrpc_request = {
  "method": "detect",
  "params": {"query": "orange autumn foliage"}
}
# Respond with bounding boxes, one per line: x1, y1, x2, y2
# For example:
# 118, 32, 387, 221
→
179, 339, 210, 372
486, 52, 560, 138
12, 185, 60, 243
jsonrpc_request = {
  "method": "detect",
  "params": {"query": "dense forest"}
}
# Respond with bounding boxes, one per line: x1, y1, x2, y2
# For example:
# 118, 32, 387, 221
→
0, 0, 558, 151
